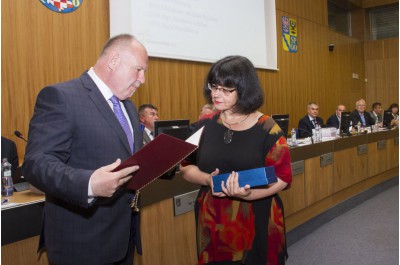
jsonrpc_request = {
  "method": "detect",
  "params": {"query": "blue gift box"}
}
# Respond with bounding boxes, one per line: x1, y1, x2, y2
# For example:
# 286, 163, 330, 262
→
212, 166, 277, 193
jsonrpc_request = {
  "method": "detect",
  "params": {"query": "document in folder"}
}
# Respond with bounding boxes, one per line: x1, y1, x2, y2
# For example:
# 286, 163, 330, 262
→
113, 127, 204, 190
212, 166, 277, 193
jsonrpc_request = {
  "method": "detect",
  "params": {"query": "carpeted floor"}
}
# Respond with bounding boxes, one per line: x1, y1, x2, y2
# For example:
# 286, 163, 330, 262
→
286, 182, 399, 265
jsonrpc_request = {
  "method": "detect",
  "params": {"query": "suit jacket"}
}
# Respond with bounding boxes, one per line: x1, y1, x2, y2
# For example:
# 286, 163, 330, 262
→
297, 115, 324, 138
23, 72, 143, 265
350, 110, 375, 127
142, 130, 152, 145
326, 114, 340, 129
370, 111, 382, 123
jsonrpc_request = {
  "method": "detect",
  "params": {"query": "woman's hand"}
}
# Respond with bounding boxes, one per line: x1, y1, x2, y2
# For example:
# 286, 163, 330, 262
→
209, 168, 226, 197
220, 171, 251, 199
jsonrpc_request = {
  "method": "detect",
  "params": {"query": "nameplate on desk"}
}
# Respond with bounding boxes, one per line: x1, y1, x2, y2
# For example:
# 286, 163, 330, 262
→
291, 161, 304, 176
377, 140, 386, 150
173, 190, 199, 216
320, 153, 333, 167
357, 144, 368, 155
394, 137, 399, 145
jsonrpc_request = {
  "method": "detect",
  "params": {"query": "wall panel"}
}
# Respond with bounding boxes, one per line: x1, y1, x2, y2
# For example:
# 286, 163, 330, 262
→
304, 157, 334, 206
2, 1, 397, 169
334, 148, 368, 192
365, 39, 399, 109
2, 0, 110, 161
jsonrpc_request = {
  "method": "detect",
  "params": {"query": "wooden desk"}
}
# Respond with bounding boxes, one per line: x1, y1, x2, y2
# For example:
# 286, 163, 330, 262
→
280, 129, 398, 231
1, 191, 44, 245
2, 129, 398, 265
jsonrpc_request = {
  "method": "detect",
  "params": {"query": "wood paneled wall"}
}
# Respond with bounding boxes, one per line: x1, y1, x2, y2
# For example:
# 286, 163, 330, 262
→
1, 0, 110, 162
365, 38, 399, 109
2, 0, 398, 164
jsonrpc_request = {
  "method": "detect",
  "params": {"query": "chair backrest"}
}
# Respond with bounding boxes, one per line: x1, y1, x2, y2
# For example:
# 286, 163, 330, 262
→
271, 114, 289, 138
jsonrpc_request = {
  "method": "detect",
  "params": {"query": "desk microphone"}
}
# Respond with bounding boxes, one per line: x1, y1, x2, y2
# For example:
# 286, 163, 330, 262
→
14, 130, 28, 143
296, 127, 313, 138
295, 128, 314, 144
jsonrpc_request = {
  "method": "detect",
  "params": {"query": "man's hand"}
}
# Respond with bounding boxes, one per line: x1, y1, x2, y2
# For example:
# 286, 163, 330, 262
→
90, 159, 139, 197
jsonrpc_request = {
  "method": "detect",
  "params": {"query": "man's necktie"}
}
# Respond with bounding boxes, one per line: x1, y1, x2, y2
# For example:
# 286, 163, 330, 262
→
313, 119, 317, 127
360, 113, 366, 126
110, 96, 134, 154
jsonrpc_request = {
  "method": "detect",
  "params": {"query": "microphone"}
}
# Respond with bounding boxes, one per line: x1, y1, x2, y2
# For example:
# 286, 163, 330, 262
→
14, 130, 28, 143
295, 127, 314, 144
296, 127, 313, 138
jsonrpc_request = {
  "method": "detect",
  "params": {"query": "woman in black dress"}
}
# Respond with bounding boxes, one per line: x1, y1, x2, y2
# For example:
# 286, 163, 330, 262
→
181, 56, 293, 265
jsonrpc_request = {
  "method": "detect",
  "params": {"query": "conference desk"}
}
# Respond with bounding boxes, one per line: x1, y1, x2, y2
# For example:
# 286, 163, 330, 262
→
2, 129, 398, 265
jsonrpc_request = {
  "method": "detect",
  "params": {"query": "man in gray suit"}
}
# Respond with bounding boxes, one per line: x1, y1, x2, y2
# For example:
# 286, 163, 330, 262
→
139, 104, 159, 145
370, 102, 383, 126
23, 34, 148, 265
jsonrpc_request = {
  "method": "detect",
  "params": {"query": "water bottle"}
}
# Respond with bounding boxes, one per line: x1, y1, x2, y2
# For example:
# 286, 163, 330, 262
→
317, 124, 322, 142
314, 124, 321, 143
2, 158, 14, 196
290, 128, 297, 146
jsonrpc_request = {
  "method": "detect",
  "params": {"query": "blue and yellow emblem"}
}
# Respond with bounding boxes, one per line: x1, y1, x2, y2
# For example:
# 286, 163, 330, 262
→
282, 16, 297, 53
39, 0, 83, 13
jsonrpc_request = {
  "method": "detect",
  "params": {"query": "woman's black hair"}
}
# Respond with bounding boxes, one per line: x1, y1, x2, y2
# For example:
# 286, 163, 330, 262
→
203, 55, 264, 114
388, 103, 399, 113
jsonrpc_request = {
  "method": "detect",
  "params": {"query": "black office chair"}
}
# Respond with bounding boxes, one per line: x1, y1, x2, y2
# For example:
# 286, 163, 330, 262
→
271, 114, 289, 138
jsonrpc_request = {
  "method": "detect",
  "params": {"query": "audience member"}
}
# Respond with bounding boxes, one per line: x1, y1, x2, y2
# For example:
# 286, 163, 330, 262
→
350, 99, 375, 127
139, 104, 159, 145
326, 104, 346, 129
298, 102, 325, 138
23, 34, 147, 265
189, 104, 216, 134
370, 102, 383, 126
387, 103, 399, 127
198, 103, 216, 120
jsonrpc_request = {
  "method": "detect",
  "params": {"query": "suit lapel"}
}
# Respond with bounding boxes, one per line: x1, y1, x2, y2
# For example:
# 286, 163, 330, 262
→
80, 73, 132, 155
142, 131, 151, 145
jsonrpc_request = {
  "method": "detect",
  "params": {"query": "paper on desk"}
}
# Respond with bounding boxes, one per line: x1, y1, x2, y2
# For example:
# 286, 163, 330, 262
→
1, 202, 20, 210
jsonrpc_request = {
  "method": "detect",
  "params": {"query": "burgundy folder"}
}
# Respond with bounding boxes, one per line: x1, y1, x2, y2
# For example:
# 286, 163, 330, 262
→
113, 133, 198, 190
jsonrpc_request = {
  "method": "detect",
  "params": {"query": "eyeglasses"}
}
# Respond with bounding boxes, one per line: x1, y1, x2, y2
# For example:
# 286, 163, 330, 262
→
207, 83, 236, 95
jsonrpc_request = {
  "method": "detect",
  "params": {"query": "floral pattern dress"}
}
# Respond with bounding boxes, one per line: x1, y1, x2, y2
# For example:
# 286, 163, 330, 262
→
183, 112, 292, 265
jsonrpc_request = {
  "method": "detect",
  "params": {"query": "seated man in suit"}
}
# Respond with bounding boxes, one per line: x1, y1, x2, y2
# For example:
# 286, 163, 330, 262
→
139, 104, 159, 145
326, 104, 346, 129
298, 102, 325, 138
350, 99, 375, 127
370, 102, 383, 127
1, 136, 19, 177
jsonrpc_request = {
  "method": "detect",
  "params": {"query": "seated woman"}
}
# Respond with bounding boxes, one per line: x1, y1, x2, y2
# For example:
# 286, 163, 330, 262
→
387, 103, 399, 127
